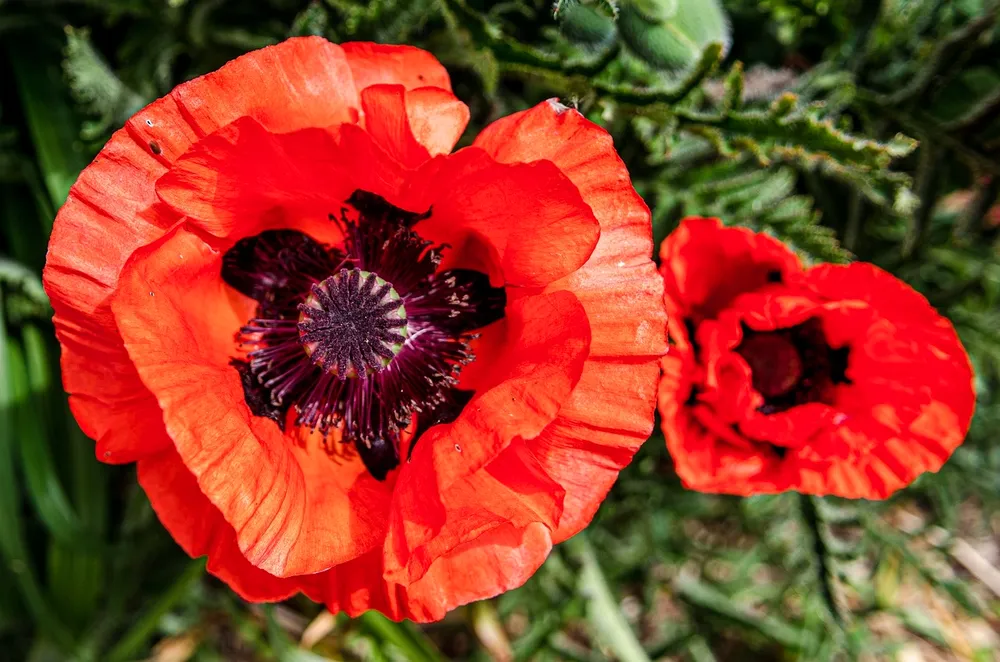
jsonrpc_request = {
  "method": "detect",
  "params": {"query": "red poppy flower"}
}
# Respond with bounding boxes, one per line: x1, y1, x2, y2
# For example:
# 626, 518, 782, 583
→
658, 218, 975, 499
43, 38, 667, 620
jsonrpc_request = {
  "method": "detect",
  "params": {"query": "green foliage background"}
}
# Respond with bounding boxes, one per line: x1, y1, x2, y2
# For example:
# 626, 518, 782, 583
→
1, 0, 999, 660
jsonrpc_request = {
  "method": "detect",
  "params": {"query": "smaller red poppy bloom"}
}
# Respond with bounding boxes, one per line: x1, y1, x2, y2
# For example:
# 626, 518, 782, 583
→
658, 218, 975, 499
44, 38, 667, 620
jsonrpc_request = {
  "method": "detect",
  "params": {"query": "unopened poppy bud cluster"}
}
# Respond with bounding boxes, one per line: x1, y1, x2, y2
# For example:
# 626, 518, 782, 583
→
44, 38, 975, 620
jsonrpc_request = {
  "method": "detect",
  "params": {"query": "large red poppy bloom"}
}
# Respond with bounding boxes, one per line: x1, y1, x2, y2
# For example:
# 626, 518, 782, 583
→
658, 218, 974, 499
43, 38, 667, 620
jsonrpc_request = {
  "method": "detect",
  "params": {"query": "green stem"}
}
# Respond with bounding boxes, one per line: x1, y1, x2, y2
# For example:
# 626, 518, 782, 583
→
953, 175, 1000, 240
856, 91, 1000, 176
105, 558, 205, 662
357, 611, 446, 662
798, 495, 845, 626
675, 576, 808, 651
565, 533, 651, 662
843, 190, 865, 253
441, 0, 619, 77
869, 10, 997, 107
902, 140, 941, 259
844, 0, 884, 75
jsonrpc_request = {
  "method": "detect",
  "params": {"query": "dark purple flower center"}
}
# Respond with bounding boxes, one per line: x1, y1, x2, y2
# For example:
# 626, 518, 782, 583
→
221, 190, 505, 480
736, 319, 851, 415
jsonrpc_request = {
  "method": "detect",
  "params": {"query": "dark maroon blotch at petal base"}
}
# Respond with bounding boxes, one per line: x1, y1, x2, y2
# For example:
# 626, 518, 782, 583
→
223, 189, 505, 480
222, 229, 343, 317
736, 319, 852, 415
231, 358, 288, 430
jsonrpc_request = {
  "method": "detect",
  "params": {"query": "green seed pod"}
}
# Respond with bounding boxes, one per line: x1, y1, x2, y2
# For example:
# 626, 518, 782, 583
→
629, 0, 678, 22
619, 0, 731, 72
558, 1, 618, 47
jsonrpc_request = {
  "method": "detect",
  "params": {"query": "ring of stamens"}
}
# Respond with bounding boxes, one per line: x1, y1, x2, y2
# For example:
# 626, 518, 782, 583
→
224, 192, 507, 481
298, 268, 409, 379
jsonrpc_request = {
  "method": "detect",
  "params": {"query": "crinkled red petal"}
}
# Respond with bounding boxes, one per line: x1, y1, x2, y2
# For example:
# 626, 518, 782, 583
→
113, 228, 393, 577
658, 220, 975, 499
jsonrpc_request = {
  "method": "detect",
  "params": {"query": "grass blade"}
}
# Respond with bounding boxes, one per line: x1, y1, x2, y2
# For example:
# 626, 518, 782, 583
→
263, 604, 336, 662
17, 324, 93, 548
565, 533, 651, 662
675, 576, 810, 650
7, 33, 89, 219
0, 299, 74, 651
0, 184, 51, 272
105, 558, 206, 662
357, 611, 447, 662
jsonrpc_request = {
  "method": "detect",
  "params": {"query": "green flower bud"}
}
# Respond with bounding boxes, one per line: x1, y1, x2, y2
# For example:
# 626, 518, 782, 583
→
558, 1, 618, 47
619, 0, 731, 72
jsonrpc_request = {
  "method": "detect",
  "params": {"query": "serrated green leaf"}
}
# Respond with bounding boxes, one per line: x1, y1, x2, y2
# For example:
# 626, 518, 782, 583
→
289, 2, 329, 37
721, 61, 743, 113
64, 26, 146, 140
766, 195, 817, 224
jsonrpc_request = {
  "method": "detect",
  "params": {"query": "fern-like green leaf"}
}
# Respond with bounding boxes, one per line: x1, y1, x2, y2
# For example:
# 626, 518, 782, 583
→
63, 27, 146, 140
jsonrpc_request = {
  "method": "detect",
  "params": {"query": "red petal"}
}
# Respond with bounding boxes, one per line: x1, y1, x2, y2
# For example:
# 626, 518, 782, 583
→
474, 100, 667, 359
402, 522, 553, 623
359, 84, 469, 163
659, 297, 789, 495
156, 118, 355, 243
113, 228, 392, 577
138, 450, 301, 601
422, 291, 590, 488
385, 438, 565, 585
385, 291, 590, 577
171, 37, 359, 135
140, 449, 427, 617
530, 359, 660, 542
68, 368, 172, 465
405, 148, 602, 287
806, 264, 974, 492
404, 87, 469, 157
807, 262, 964, 336
44, 37, 361, 463
469, 100, 665, 541
306, 520, 553, 623
659, 217, 802, 321
295, 550, 407, 619
740, 403, 840, 448
661, 406, 784, 495
342, 42, 452, 92
359, 85, 432, 169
